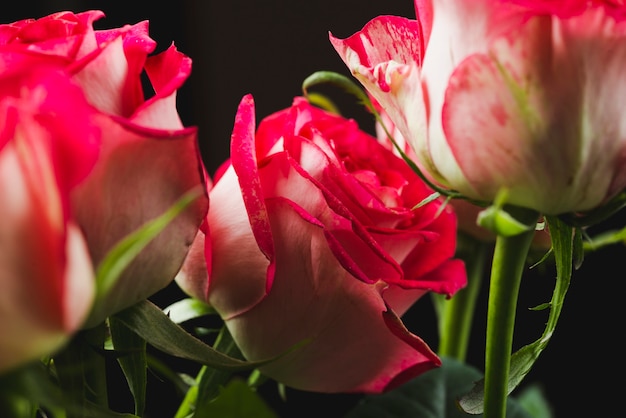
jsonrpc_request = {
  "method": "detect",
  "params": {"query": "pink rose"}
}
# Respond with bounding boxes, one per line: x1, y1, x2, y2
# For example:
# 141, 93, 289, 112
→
374, 97, 552, 247
0, 68, 98, 372
0, 11, 209, 326
331, 1, 626, 215
177, 95, 466, 393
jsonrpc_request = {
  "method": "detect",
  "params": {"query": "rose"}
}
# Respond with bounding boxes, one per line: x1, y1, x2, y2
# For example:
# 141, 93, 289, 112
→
177, 95, 466, 393
374, 97, 552, 247
0, 68, 98, 372
331, 1, 626, 216
0, 11, 209, 326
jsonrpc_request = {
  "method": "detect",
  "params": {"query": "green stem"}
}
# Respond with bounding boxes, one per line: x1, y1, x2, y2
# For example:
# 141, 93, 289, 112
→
437, 238, 491, 361
174, 366, 205, 418
483, 228, 535, 418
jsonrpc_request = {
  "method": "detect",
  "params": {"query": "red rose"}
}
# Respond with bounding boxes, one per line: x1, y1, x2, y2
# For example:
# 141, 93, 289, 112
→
178, 95, 465, 393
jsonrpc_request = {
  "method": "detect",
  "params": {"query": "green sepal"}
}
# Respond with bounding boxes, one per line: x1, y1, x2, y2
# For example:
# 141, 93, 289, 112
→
302, 71, 373, 114
458, 215, 572, 414
303, 91, 341, 114
561, 189, 626, 227
476, 202, 538, 237
411, 191, 442, 210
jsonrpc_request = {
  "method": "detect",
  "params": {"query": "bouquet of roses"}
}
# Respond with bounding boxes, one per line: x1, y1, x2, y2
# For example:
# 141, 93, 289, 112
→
1, 2, 625, 418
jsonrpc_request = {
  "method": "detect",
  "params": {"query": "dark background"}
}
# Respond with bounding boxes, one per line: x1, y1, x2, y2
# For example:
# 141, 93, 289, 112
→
5, 2, 623, 417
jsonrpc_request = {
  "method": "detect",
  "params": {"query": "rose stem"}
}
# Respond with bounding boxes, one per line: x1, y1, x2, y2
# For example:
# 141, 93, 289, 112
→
483, 226, 535, 418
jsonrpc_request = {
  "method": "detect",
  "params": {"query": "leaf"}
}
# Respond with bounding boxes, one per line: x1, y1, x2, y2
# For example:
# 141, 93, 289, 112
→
53, 324, 110, 416
515, 385, 554, 418
0, 361, 140, 418
582, 224, 626, 253
191, 327, 245, 417
196, 378, 278, 418
458, 216, 572, 414
95, 187, 202, 300
343, 358, 536, 418
109, 317, 147, 416
145, 354, 195, 397
163, 298, 217, 324
112, 300, 270, 371
0, 361, 67, 417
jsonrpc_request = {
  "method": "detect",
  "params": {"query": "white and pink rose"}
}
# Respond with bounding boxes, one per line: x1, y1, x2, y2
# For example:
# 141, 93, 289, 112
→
331, 0, 626, 215
177, 95, 466, 394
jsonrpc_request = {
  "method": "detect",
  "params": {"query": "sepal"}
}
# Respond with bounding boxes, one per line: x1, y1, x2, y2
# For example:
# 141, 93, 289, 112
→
476, 191, 539, 237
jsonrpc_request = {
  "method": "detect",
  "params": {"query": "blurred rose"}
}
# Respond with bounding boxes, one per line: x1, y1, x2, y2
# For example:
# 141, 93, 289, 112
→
331, 1, 626, 216
0, 68, 98, 372
0, 11, 209, 326
177, 95, 466, 393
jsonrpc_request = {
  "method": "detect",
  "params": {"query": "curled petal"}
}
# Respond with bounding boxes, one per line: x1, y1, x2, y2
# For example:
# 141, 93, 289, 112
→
225, 198, 440, 393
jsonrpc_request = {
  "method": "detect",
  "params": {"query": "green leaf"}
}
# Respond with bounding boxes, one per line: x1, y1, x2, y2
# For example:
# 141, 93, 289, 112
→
583, 224, 626, 253
191, 327, 245, 417
515, 385, 554, 418
458, 216, 572, 414
0, 361, 67, 418
54, 324, 110, 415
343, 358, 537, 418
195, 378, 278, 418
95, 187, 202, 300
109, 317, 147, 416
163, 298, 217, 324
0, 360, 140, 418
111, 300, 269, 371
146, 354, 194, 396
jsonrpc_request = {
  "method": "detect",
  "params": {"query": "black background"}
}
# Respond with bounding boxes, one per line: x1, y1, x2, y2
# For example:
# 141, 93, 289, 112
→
4, 2, 623, 417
